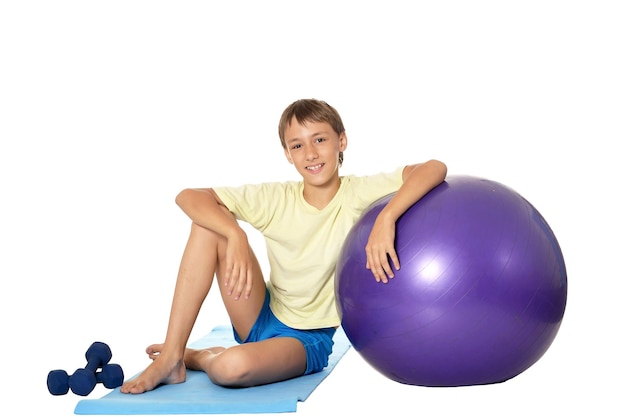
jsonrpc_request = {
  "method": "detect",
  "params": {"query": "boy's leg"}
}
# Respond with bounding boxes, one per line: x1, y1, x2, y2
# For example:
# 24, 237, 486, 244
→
185, 337, 306, 387
121, 218, 266, 394
206, 216, 307, 386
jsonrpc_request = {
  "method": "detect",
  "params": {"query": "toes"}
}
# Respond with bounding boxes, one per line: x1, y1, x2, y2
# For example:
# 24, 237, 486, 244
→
146, 344, 164, 355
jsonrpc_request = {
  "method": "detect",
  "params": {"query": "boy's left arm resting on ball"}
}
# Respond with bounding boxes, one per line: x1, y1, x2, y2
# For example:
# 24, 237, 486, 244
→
365, 159, 447, 283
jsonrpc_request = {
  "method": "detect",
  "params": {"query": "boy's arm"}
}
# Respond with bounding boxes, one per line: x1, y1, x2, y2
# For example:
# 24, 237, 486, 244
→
365, 159, 447, 283
175, 188, 241, 239
175, 188, 253, 300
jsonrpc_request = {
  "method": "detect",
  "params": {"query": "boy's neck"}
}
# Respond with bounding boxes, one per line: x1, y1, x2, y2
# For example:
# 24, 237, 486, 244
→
302, 177, 341, 210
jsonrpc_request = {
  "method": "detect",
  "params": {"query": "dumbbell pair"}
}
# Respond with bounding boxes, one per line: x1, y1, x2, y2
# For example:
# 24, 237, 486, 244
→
48, 341, 124, 396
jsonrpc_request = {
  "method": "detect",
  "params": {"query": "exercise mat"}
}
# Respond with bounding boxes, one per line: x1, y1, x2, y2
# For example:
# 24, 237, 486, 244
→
74, 325, 351, 414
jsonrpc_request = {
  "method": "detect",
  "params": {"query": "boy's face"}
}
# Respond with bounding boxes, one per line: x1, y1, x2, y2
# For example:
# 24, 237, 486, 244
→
283, 117, 347, 188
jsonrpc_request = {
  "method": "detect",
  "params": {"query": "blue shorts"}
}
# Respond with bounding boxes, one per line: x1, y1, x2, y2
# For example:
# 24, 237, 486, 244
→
232, 289, 336, 375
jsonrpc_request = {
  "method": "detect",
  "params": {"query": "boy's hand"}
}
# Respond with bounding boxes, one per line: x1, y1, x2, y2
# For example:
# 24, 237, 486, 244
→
223, 232, 254, 300
365, 215, 400, 283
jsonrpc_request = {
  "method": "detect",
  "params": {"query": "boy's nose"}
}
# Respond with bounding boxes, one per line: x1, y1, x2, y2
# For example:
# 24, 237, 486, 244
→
306, 148, 318, 160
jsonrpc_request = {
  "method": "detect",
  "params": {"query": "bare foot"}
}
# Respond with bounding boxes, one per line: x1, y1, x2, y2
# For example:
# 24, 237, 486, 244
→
120, 344, 186, 394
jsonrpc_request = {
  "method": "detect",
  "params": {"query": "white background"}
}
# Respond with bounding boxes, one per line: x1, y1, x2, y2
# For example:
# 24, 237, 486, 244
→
1, 1, 624, 416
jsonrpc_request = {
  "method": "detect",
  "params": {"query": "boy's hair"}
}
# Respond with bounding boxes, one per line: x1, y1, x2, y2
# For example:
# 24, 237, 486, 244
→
278, 99, 345, 165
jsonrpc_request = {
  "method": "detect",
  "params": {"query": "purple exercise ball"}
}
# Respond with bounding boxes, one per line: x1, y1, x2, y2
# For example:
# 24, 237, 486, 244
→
335, 175, 567, 387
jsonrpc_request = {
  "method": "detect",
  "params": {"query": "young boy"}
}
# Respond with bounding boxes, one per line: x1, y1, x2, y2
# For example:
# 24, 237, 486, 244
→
120, 98, 447, 394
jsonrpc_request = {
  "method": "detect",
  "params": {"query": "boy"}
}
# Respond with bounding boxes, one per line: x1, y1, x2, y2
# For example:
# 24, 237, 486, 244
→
120, 98, 447, 394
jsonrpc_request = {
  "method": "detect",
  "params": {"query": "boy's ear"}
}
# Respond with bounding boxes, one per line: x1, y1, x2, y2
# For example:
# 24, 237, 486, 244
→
340, 132, 348, 151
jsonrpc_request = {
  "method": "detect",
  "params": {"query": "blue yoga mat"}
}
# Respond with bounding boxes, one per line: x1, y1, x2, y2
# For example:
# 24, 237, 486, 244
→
74, 325, 351, 415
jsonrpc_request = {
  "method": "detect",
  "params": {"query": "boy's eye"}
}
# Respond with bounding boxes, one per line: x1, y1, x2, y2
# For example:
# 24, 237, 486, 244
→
315, 137, 325, 143
291, 144, 302, 150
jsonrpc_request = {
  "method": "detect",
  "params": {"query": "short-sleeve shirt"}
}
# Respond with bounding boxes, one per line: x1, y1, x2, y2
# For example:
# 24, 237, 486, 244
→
213, 167, 404, 329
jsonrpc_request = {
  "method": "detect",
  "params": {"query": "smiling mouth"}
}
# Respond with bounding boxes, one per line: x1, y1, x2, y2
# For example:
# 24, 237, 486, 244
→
306, 163, 324, 171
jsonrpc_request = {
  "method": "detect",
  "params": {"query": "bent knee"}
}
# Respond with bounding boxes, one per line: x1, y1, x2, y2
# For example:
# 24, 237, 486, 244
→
208, 349, 255, 387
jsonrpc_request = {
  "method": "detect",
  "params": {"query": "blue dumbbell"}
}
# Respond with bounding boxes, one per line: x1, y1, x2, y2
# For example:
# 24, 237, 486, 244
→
48, 341, 122, 396
47, 369, 71, 395
70, 363, 125, 396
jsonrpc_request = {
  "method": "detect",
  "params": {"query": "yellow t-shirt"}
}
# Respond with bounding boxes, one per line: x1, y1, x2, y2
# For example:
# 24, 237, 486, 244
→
213, 167, 404, 329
